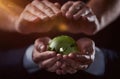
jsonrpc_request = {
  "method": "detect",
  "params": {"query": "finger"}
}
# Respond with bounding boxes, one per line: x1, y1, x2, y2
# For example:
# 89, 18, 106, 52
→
61, 70, 67, 75
47, 61, 62, 72
35, 37, 51, 45
26, 4, 49, 21
66, 1, 85, 19
40, 56, 60, 69
68, 53, 77, 58
61, 63, 77, 74
33, 51, 56, 63
54, 2, 61, 9
57, 54, 62, 60
22, 10, 39, 22
61, 1, 73, 15
76, 38, 94, 55
73, 6, 91, 20
32, 0, 55, 18
83, 9, 96, 22
16, 11, 40, 34
63, 57, 79, 69
63, 55, 68, 59
75, 54, 93, 65
78, 64, 89, 70
42, 0, 61, 15
35, 37, 51, 52
63, 55, 90, 71
68, 53, 93, 67
35, 41, 46, 52
67, 69, 77, 74
68, 52, 94, 70
56, 69, 63, 75
60, 63, 68, 75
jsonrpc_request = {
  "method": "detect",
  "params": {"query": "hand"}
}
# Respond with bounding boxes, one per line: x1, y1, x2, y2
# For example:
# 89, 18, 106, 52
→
32, 37, 62, 72
15, 0, 61, 34
61, 1, 99, 35
58, 38, 95, 75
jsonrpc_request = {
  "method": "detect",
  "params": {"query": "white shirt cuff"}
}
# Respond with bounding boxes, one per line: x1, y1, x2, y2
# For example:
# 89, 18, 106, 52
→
23, 45, 39, 73
85, 47, 105, 76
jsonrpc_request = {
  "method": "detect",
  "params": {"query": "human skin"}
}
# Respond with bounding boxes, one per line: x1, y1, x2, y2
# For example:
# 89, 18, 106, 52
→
0, 0, 120, 75
32, 37, 63, 73
0, 0, 120, 34
32, 37, 95, 75
0, 0, 61, 34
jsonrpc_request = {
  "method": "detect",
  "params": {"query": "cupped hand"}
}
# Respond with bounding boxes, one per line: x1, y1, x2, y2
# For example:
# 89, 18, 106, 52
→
57, 38, 95, 75
15, 0, 61, 34
32, 37, 62, 72
61, 1, 99, 35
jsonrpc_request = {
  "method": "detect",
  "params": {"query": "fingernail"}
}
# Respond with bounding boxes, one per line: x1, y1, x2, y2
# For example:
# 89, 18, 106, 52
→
37, 44, 45, 52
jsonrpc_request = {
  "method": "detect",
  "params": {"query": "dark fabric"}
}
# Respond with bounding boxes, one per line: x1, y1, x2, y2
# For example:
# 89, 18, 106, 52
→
0, 46, 119, 79
0, 47, 29, 79
28, 49, 120, 79
101, 49, 120, 79
25, 49, 120, 79
29, 70, 101, 79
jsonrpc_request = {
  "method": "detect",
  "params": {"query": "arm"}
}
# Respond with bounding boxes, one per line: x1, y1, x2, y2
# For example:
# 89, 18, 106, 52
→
87, 0, 120, 31
0, 0, 61, 34
22, 37, 119, 77
0, 0, 22, 32
61, 0, 120, 35
0, 37, 61, 78
100, 48, 120, 78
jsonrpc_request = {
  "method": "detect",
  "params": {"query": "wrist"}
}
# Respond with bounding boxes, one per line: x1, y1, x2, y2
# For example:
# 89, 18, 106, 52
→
23, 45, 40, 73
85, 47, 105, 76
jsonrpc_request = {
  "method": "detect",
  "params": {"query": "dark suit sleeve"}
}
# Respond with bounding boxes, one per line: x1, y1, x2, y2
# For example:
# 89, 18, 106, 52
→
101, 49, 120, 79
0, 47, 29, 78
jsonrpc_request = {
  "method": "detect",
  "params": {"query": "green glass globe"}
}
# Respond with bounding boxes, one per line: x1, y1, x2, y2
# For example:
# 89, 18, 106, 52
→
48, 35, 78, 55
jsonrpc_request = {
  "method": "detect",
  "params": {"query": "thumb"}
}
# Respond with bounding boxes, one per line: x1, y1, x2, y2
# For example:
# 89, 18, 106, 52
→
35, 37, 51, 52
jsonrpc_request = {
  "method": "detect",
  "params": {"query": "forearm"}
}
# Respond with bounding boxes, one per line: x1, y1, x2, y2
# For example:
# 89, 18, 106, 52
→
0, 0, 23, 32
87, 0, 120, 30
0, 9, 16, 32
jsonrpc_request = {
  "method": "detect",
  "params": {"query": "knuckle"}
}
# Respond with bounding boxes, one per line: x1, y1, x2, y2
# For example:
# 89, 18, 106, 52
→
61, 7, 66, 11
67, 1, 73, 4
25, 4, 32, 10
43, 6, 51, 11
48, 3, 54, 7
47, 68, 54, 72
85, 6, 90, 10
78, 1, 85, 5
35, 38, 41, 44
31, 0, 38, 5
40, 63, 46, 69
74, 1, 82, 4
